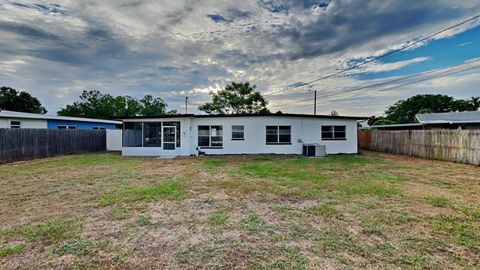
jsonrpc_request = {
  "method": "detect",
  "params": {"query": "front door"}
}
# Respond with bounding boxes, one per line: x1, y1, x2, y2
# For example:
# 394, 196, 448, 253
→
163, 126, 176, 150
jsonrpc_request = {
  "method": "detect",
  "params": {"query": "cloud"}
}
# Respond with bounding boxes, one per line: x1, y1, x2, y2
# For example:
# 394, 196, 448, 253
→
352, 57, 430, 74
0, 0, 479, 115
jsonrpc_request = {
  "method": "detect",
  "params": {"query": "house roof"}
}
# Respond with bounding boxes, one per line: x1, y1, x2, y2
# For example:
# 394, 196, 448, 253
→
416, 111, 480, 124
0, 110, 122, 124
370, 123, 424, 129
118, 113, 367, 121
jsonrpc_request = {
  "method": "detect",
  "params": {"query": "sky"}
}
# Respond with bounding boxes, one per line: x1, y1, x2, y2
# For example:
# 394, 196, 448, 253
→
0, 0, 479, 116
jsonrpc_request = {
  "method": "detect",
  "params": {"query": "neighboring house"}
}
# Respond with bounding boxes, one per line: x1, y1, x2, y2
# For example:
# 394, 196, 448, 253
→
0, 110, 121, 129
370, 111, 480, 130
119, 113, 365, 157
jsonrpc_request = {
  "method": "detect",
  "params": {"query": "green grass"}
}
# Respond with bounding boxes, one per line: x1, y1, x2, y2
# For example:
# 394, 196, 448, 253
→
228, 157, 404, 199
427, 196, 449, 207
137, 214, 154, 227
1, 152, 479, 269
4, 219, 80, 244
207, 209, 229, 232
108, 207, 131, 220
306, 203, 340, 218
433, 214, 480, 249
0, 244, 26, 257
202, 159, 226, 168
248, 245, 309, 270
98, 178, 184, 206
52, 238, 95, 256
241, 214, 266, 232
114, 246, 135, 263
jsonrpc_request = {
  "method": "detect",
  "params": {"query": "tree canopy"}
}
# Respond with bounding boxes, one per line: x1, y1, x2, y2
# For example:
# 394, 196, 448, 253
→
372, 94, 479, 125
198, 82, 270, 114
58, 90, 171, 119
0, 86, 47, 113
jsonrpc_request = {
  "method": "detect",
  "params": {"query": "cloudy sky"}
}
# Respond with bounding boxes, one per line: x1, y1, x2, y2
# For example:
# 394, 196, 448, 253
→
1, 0, 479, 116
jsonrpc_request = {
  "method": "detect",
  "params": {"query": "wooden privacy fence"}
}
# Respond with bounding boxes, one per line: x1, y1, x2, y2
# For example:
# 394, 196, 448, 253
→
358, 130, 480, 165
0, 129, 106, 164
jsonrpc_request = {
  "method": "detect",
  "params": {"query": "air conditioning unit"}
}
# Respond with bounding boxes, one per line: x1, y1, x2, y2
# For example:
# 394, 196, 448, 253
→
302, 143, 326, 157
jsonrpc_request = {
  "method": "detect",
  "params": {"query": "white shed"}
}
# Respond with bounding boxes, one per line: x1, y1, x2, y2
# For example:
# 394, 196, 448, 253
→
119, 113, 365, 157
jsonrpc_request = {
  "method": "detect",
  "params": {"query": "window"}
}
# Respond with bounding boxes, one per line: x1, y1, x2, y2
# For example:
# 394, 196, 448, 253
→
123, 122, 142, 147
143, 122, 162, 147
266, 126, 291, 144
10, 121, 21, 128
58, 125, 77, 129
232, 125, 244, 140
198, 125, 223, 148
176, 122, 181, 147
93, 126, 106, 130
321, 125, 346, 140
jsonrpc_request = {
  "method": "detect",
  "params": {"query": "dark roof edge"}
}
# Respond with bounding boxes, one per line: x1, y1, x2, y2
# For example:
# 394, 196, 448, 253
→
117, 113, 367, 120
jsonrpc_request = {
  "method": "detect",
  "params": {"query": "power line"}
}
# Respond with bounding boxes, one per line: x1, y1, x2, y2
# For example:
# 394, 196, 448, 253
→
293, 59, 480, 101
293, 64, 480, 103
266, 13, 480, 96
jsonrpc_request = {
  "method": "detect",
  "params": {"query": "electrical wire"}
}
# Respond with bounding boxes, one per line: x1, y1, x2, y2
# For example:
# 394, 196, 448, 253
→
292, 64, 480, 103
265, 14, 480, 96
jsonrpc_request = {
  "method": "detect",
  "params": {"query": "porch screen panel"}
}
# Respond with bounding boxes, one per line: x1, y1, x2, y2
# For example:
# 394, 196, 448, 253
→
123, 122, 142, 147
143, 122, 162, 147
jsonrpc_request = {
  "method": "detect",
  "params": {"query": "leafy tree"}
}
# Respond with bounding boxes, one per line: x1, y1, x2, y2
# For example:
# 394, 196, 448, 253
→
373, 118, 396, 125
384, 94, 478, 124
367, 116, 395, 126
140, 95, 168, 116
198, 82, 270, 114
0, 86, 47, 113
468, 96, 480, 110
58, 90, 169, 119
330, 110, 339, 116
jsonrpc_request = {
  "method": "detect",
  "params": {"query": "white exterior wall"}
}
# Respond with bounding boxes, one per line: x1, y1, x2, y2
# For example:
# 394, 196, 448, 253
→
192, 116, 357, 155
0, 118, 47, 128
122, 116, 358, 157
106, 130, 123, 151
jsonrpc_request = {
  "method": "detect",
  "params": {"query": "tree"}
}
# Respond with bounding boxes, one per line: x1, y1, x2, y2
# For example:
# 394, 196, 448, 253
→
373, 118, 396, 125
0, 86, 47, 113
140, 95, 168, 116
198, 82, 270, 114
468, 96, 480, 110
58, 90, 169, 119
330, 110, 339, 116
384, 94, 474, 124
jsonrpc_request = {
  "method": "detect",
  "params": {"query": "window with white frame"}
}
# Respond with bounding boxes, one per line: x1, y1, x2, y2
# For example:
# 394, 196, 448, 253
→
93, 126, 106, 130
58, 125, 77, 129
231, 125, 244, 140
266, 125, 291, 144
321, 125, 346, 140
198, 125, 223, 148
10, 121, 21, 128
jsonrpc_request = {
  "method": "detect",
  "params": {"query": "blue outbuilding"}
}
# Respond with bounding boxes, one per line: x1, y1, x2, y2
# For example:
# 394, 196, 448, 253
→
0, 110, 121, 129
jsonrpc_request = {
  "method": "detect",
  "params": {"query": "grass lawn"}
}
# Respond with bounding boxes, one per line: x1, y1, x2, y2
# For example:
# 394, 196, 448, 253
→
0, 151, 479, 269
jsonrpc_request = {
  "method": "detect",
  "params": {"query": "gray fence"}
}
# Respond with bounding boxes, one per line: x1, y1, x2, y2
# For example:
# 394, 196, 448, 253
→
358, 130, 480, 165
0, 129, 106, 164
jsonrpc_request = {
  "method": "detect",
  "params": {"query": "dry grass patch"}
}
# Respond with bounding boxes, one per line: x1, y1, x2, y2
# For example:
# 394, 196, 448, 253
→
0, 151, 479, 269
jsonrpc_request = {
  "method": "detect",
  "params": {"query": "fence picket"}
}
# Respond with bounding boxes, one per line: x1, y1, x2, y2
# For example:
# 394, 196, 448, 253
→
358, 130, 480, 165
0, 129, 106, 164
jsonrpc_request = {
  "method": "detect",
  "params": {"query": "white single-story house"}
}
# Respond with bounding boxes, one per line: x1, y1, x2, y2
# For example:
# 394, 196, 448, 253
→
120, 113, 365, 157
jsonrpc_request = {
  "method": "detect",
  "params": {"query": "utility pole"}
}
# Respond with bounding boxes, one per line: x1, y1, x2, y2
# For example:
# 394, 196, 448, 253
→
313, 90, 317, 116
185, 96, 188, 114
